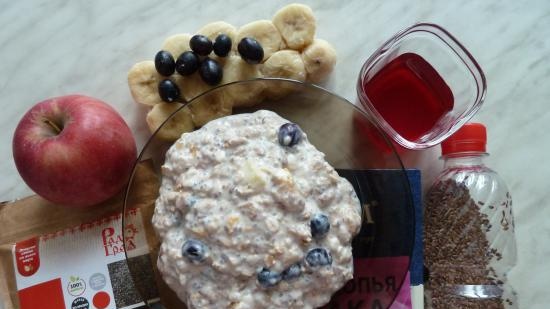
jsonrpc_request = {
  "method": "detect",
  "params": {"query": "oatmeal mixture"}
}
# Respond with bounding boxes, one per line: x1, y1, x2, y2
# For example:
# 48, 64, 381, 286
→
152, 110, 362, 308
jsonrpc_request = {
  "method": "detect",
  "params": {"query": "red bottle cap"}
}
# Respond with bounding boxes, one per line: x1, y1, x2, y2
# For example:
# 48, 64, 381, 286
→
441, 123, 486, 155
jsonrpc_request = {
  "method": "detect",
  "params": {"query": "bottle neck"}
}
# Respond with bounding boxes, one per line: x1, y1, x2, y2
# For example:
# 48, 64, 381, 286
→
442, 152, 488, 169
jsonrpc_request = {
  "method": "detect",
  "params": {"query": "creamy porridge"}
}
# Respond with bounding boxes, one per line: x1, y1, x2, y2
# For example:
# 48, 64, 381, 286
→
152, 110, 362, 309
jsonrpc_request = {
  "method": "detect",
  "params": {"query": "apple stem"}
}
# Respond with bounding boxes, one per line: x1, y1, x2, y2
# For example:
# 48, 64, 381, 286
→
44, 119, 62, 135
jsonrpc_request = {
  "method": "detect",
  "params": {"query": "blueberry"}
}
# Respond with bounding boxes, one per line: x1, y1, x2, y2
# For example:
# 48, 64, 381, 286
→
282, 263, 302, 281
176, 51, 199, 75
257, 267, 281, 288
182, 239, 207, 262
158, 79, 180, 103
213, 34, 232, 57
310, 213, 330, 239
305, 248, 332, 267
199, 58, 223, 85
190, 34, 213, 56
237, 37, 264, 64
154, 50, 176, 76
278, 123, 302, 147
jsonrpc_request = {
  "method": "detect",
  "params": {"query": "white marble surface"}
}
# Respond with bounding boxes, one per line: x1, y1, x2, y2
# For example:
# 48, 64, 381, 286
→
1, 0, 549, 308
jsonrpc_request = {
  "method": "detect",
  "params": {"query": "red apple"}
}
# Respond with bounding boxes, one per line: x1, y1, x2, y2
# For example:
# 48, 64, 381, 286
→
13, 95, 137, 208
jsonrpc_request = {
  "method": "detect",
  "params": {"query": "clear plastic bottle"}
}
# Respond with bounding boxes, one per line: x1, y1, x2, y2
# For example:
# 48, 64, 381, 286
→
424, 123, 517, 309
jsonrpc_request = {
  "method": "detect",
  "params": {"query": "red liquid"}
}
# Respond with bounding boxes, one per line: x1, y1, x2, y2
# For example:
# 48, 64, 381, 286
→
363, 53, 454, 141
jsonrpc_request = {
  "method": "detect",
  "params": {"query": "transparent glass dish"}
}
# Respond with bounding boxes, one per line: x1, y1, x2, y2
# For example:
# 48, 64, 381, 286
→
357, 23, 487, 150
121, 78, 415, 308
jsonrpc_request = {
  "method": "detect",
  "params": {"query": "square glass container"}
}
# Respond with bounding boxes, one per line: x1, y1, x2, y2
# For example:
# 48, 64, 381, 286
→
357, 23, 487, 149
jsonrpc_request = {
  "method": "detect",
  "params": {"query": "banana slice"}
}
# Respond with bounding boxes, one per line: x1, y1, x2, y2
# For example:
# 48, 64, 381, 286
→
236, 20, 284, 61
261, 50, 306, 81
173, 72, 232, 127
176, 73, 212, 102
197, 21, 238, 46
220, 55, 265, 107
302, 39, 337, 83
146, 103, 195, 141
197, 21, 238, 64
272, 4, 316, 50
188, 93, 232, 127
161, 33, 192, 58
261, 50, 305, 99
128, 61, 164, 106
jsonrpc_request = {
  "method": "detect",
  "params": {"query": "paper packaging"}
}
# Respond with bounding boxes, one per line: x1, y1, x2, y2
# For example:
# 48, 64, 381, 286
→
12, 209, 158, 309
0, 161, 161, 309
324, 169, 424, 309
0, 163, 423, 309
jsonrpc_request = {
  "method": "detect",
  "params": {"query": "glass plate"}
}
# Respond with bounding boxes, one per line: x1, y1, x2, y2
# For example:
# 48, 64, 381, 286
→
122, 78, 415, 309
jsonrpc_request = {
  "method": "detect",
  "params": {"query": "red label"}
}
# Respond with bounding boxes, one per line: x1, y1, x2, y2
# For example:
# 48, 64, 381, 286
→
93, 291, 111, 309
15, 237, 40, 277
18, 278, 66, 309
325, 257, 412, 308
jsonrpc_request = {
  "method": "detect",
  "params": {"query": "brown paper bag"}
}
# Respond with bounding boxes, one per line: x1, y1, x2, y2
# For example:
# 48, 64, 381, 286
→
0, 160, 161, 309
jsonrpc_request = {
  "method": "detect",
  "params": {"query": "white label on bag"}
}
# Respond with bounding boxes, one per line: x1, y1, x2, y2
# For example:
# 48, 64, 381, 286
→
12, 209, 159, 309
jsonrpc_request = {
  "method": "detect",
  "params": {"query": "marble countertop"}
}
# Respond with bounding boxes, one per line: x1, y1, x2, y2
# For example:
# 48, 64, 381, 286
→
1, 0, 549, 308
